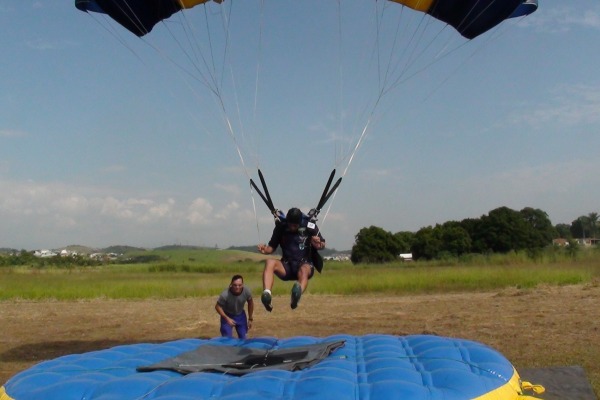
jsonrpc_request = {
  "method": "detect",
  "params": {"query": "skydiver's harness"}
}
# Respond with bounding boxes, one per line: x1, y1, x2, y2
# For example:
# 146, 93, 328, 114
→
250, 169, 342, 273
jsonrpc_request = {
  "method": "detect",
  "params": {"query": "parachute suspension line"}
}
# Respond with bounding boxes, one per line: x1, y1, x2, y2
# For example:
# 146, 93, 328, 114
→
382, 11, 436, 97
249, 181, 263, 244
216, 0, 236, 91
179, 1, 253, 182
456, 0, 498, 38
381, 23, 458, 97
422, 1, 527, 102
217, 95, 253, 180
84, 11, 146, 63
106, 0, 149, 36
252, 0, 266, 168
203, 3, 220, 90
242, 0, 268, 240
216, 2, 256, 175
377, 4, 426, 97
168, 2, 252, 181
160, 22, 220, 97
335, 0, 345, 167
378, 4, 407, 99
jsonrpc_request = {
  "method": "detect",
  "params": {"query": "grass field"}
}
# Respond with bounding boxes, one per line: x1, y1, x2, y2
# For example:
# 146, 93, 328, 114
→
1, 248, 598, 300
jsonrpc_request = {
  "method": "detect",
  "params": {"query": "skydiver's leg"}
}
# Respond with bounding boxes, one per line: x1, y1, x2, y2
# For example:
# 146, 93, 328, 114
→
261, 259, 286, 312
296, 263, 314, 292
291, 263, 313, 309
262, 259, 286, 291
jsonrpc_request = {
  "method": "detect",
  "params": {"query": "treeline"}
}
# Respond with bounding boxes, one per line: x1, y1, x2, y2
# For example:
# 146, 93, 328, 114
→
0, 251, 104, 268
351, 207, 599, 263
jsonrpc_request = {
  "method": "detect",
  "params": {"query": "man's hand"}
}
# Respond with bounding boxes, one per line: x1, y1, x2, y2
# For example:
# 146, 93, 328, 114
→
258, 244, 272, 254
226, 317, 236, 327
311, 236, 324, 249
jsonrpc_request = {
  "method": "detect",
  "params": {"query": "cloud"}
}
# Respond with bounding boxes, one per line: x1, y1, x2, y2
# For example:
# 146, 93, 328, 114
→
511, 84, 600, 129
0, 178, 274, 249
524, 6, 600, 33
187, 198, 214, 224
459, 158, 600, 223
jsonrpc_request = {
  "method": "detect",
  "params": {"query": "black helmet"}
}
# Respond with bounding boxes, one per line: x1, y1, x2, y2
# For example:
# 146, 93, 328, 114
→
286, 207, 302, 224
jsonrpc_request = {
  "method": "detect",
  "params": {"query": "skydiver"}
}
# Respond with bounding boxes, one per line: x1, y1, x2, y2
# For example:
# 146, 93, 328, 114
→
215, 275, 254, 339
257, 207, 325, 311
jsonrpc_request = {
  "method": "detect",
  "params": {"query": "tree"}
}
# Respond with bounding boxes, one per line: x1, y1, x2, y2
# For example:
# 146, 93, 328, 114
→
393, 231, 415, 253
554, 223, 572, 239
571, 216, 590, 239
460, 218, 486, 253
588, 212, 599, 238
411, 226, 440, 260
474, 207, 530, 253
439, 222, 472, 257
351, 226, 402, 264
412, 223, 471, 260
519, 207, 557, 248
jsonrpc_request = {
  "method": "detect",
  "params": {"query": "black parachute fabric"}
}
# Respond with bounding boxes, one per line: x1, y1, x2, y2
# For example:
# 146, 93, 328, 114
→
137, 340, 346, 376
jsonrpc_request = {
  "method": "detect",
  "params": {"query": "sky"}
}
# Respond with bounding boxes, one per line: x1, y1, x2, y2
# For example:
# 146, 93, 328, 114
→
1, 1, 599, 251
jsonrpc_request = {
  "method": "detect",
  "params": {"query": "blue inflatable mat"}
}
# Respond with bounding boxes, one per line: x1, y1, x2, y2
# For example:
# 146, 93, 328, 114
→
1, 334, 536, 400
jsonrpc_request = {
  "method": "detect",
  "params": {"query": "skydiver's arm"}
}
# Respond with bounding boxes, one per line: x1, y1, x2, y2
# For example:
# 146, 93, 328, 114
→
258, 225, 281, 254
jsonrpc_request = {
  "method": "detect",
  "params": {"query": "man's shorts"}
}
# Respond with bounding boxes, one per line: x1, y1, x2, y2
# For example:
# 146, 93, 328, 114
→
280, 259, 315, 281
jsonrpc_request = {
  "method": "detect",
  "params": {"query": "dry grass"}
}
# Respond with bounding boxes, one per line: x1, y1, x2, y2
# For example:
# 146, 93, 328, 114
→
1, 283, 599, 397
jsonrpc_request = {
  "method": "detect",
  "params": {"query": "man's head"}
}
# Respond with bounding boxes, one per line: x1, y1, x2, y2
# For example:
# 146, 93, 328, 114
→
229, 275, 244, 295
286, 207, 302, 231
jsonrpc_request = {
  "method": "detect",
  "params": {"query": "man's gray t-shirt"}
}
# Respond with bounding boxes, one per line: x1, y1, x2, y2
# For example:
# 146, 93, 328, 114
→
217, 286, 252, 316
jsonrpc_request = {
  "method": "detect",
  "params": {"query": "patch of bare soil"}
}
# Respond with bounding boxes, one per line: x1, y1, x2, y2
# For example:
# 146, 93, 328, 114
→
1, 284, 599, 396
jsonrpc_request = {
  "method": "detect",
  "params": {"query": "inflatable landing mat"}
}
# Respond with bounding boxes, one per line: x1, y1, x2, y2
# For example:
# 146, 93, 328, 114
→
1, 334, 543, 400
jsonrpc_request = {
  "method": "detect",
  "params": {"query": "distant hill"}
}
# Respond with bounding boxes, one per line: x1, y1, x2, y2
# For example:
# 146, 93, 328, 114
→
102, 245, 147, 254
153, 245, 210, 251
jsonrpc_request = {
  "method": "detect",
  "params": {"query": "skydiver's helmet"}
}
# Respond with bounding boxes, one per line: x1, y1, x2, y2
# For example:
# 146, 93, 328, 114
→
286, 207, 302, 225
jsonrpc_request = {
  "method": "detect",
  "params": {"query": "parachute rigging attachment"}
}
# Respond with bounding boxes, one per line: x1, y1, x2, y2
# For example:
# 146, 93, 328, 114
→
249, 169, 342, 274
250, 169, 282, 223
250, 169, 342, 226
307, 169, 342, 226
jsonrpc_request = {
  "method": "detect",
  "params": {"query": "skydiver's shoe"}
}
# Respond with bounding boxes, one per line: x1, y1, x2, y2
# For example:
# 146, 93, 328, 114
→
261, 290, 273, 312
290, 282, 302, 310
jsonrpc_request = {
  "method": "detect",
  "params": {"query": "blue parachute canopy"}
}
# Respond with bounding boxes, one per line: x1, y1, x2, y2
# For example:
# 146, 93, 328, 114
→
75, 0, 538, 39
510, 0, 539, 18
2, 334, 534, 400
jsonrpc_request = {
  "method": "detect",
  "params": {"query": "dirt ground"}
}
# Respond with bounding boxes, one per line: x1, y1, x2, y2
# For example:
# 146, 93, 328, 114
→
2, 283, 599, 396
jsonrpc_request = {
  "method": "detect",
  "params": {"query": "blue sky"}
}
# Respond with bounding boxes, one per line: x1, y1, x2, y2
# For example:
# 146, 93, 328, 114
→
1, 1, 599, 251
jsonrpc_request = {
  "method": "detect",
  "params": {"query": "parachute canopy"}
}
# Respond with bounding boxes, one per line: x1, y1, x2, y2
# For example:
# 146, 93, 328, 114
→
76, 0, 537, 39
74, 0, 212, 37
392, 0, 538, 39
